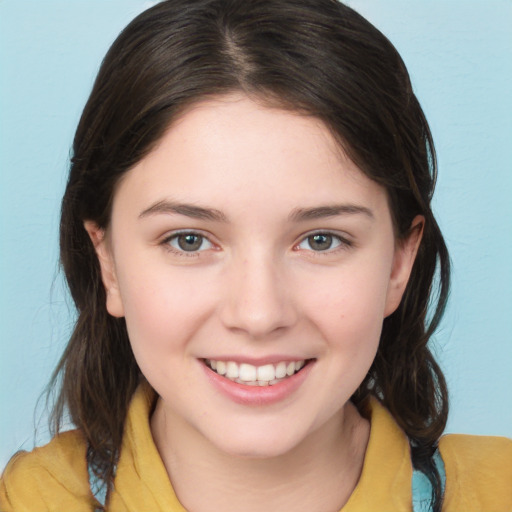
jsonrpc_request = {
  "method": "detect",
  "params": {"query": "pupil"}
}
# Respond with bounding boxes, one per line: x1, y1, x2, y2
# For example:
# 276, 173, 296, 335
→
310, 234, 332, 251
178, 234, 202, 251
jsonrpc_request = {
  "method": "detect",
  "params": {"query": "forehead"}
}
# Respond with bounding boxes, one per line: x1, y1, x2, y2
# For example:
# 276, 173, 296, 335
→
113, 94, 388, 218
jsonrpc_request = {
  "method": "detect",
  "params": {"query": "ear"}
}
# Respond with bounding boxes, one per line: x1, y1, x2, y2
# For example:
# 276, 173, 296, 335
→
384, 215, 424, 317
84, 221, 125, 318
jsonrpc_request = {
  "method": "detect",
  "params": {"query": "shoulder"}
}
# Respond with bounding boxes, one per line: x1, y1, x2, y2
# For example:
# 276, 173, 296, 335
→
439, 433, 512, 510
0, 430, 95, 512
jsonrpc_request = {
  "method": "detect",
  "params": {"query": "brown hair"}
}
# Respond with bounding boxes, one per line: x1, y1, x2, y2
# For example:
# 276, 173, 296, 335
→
52, 0, 450, 509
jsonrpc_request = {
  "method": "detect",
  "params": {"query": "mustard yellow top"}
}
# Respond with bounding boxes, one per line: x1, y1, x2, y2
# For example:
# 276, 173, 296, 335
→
1, 384, 511, 511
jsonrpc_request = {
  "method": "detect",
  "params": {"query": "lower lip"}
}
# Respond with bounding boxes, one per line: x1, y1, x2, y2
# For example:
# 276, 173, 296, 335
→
201, 360, 314, 406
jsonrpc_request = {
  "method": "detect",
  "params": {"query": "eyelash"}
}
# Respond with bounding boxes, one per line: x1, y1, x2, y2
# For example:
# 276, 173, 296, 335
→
160, 230, 352, 257
161, 231, 215, 257
294, 231, 353, 254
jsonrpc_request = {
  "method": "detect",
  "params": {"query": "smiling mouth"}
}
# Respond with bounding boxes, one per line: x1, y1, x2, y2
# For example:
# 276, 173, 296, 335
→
203, 358, 313, 387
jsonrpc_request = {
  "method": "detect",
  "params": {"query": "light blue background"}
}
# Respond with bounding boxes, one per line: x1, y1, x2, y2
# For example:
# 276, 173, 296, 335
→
1, 1, 511, 470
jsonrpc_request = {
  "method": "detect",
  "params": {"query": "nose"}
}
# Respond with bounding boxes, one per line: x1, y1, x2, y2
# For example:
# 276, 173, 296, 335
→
219, 252, 298, 339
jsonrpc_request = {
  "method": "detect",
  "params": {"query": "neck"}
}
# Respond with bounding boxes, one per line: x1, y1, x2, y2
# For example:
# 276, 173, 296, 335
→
151, 400, 370, 512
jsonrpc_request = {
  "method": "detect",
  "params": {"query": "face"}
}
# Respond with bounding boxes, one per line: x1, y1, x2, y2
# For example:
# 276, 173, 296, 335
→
87, 94, 421, 458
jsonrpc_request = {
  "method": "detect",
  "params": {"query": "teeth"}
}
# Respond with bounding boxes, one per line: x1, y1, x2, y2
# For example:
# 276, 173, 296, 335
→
205, 358, 308, 386
216, 361, 226, 375
275, 362, 287, 379
239, 363, 257, 381
226, 361, 239, 379
257, 364, 275, 381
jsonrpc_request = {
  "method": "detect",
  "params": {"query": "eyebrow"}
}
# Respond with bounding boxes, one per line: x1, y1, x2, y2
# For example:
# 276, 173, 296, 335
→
288, 204, 374, 222
139, 200, 374, 223
139, 200, 228, 222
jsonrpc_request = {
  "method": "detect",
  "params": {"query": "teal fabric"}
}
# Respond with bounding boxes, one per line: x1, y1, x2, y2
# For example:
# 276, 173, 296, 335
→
88, 463, 109, 511
412, 450, 446, 512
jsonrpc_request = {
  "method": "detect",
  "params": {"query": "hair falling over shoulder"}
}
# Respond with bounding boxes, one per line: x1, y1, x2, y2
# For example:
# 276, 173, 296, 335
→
50, 1, 450, 509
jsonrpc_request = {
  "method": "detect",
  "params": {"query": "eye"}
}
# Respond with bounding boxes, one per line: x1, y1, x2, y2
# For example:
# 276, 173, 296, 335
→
296, 232, 348, 252
165, 232, 214, 253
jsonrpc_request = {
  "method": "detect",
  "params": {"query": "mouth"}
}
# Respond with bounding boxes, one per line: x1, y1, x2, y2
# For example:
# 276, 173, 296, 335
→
203, 358, 313, 387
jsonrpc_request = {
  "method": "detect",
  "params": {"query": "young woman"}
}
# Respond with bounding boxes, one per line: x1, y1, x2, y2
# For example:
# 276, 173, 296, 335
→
1, 1, 511, 511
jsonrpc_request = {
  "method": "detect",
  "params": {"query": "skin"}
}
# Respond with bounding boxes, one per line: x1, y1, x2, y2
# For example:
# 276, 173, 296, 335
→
86, 94, 423, 512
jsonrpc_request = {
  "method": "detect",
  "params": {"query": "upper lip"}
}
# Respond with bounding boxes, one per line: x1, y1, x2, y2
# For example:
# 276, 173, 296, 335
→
200, 356, 314, 366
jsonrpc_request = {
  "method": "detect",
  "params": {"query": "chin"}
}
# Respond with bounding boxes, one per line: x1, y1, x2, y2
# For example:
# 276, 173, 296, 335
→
201, 419, 313, 460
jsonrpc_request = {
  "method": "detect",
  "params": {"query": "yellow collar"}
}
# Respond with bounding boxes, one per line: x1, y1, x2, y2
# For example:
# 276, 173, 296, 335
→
111, 384, 413, 511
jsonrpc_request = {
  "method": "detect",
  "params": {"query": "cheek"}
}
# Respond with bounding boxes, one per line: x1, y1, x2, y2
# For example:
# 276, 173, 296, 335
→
298, 255, 393, 390
115, 261, 217, 367
305, 258, 392, 336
